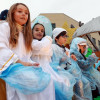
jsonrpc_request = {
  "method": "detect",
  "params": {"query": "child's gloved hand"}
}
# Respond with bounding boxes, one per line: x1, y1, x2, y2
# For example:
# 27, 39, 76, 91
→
71, 54, 77, 61
91, 53, 96, 58
89, 53, 98, 63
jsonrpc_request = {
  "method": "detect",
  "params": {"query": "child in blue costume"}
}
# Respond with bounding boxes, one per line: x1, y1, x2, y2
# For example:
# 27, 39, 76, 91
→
31, 15, 76, 100
51, 28, 92, 100
0, 3, 55, 100
70, 37, 100, 98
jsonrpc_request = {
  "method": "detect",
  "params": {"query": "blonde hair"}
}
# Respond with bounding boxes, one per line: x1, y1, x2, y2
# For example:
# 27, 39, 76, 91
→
7, 3, 32, 52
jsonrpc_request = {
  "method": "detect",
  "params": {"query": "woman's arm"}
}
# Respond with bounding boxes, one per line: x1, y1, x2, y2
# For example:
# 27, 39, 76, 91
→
16, 59, 39, 66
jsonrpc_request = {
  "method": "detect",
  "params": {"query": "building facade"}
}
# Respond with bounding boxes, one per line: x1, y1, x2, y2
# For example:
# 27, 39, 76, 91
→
40, 13, 79, 29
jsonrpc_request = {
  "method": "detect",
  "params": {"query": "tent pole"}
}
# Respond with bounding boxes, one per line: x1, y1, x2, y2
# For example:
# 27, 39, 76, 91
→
86, 34, 99, 51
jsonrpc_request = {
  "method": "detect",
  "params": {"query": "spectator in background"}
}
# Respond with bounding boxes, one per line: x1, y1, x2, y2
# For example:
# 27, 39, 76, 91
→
0, 9, 8, 20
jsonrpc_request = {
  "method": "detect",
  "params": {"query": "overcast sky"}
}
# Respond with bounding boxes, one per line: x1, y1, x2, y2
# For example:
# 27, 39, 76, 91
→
0, 0, 100, 23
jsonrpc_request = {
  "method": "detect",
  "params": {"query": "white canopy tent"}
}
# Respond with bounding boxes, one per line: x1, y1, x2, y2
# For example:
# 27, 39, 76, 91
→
73, 16, 100, 51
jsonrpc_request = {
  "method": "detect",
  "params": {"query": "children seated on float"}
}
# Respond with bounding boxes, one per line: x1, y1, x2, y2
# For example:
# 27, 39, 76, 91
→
51, 28, 92, 100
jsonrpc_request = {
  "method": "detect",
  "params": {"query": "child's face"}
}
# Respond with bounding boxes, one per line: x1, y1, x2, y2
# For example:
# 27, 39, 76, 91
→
78, 44, 87, 54
55, 34, 67, 46
14, 4, 28, 25
32, 24, 45, 40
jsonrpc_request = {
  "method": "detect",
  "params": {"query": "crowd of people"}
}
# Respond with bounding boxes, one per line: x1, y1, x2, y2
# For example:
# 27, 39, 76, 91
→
0, 3, 100, 100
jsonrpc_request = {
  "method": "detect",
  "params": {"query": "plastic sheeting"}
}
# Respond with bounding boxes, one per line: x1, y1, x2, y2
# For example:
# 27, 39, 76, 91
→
73, 16, 100, 37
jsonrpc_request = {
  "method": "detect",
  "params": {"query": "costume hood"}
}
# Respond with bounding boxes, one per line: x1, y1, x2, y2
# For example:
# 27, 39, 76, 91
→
31, 15, 52, 37
70, 37, 88, 54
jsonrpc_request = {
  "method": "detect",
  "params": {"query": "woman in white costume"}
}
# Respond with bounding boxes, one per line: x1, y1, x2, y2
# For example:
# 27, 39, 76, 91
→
31, 15, 76, 100
0, 3, 55, 100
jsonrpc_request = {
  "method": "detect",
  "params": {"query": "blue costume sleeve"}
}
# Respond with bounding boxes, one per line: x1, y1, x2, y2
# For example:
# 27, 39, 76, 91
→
71, 51, 98, 70
77, 59, 92, 70
77, 55, 98, 70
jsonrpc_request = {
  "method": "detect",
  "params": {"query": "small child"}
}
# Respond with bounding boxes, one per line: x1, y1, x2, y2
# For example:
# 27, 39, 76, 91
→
70, 37, 100, 98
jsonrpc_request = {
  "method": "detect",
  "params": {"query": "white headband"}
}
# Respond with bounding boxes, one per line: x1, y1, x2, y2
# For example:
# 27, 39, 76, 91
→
79, 42, 87, 46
